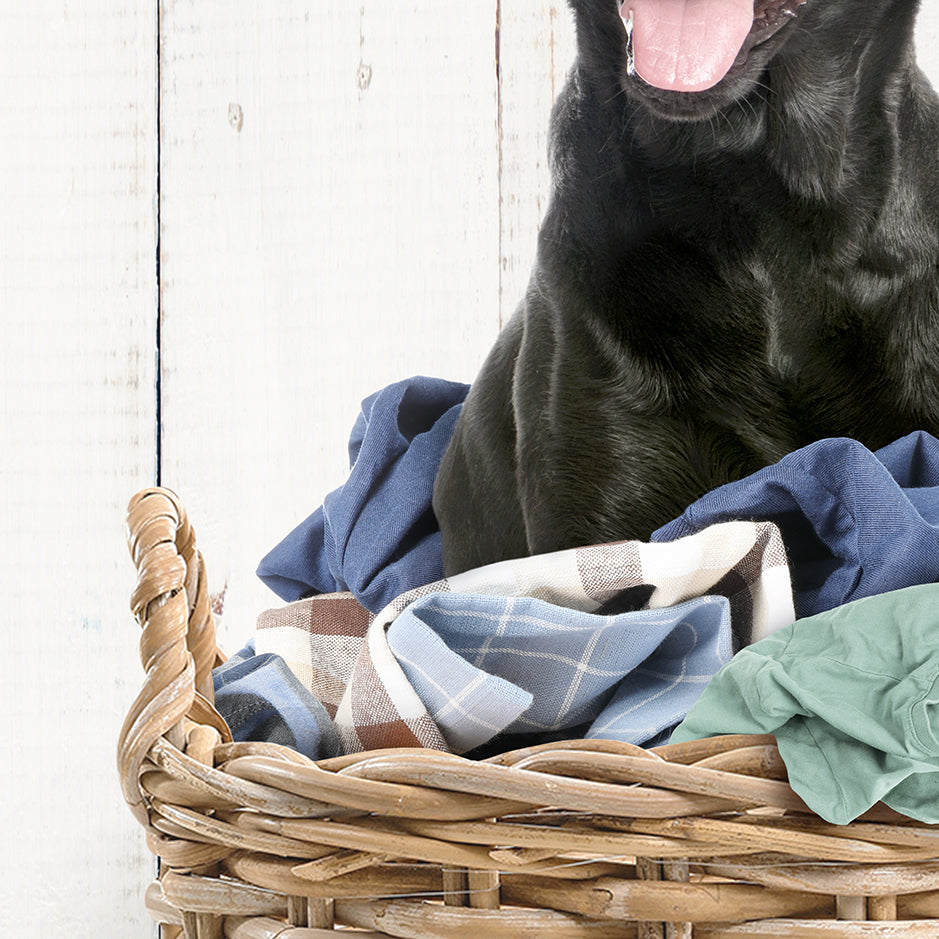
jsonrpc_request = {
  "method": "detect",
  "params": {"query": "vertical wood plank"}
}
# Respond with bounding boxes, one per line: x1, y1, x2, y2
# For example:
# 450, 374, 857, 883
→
0, 2, 159, 936
497, 1, 576, 326
158, 1, 502, 643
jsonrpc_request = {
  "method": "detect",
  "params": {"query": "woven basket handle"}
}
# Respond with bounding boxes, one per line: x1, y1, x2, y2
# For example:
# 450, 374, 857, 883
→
118, 487, 231, 825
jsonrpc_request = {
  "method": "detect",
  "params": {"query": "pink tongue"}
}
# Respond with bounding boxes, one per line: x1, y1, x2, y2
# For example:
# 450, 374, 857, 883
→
625, 0, 754, 92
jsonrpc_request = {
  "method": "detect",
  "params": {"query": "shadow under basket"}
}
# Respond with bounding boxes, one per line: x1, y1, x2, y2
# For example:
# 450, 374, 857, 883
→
118, 487, 939, 939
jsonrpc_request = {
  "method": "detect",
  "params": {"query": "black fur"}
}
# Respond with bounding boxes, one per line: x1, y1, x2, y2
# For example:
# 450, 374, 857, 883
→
433, 0, 939, 574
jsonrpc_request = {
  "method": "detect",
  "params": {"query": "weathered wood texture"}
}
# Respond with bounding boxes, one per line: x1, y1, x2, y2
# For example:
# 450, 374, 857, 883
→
3, 3, 939, 935
0, 3, 160, 937
157, 1, 576, 647
157, 2, 939, 647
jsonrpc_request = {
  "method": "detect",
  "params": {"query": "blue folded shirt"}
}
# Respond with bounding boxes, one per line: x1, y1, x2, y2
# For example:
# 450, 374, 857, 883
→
257, 374, 939, 623
256, 376, 468, 612
213, 641, 341, 761
653, 431, 939, 617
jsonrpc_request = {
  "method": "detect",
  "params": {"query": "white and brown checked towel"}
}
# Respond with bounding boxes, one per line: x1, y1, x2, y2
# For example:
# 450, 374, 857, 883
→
255, 520, 793, 755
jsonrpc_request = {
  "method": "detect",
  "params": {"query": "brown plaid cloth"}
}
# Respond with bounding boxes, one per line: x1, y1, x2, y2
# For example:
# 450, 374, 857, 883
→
255, 521, 793, 754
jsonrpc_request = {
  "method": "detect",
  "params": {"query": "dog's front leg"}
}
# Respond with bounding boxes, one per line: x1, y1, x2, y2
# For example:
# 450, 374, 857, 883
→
433, 315, 530, 575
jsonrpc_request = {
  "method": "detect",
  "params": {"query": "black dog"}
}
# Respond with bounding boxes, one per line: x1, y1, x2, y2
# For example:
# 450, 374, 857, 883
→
433, 0, 939, 575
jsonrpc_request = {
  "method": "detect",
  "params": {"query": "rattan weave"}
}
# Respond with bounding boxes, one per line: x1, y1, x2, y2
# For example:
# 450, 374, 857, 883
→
119, 487, 939, 938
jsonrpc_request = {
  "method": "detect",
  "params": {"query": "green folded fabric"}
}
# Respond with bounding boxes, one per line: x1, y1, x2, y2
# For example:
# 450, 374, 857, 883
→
671, 583, 939, 824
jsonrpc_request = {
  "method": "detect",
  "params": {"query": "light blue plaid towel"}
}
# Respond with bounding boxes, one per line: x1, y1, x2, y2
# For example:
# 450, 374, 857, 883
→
387, 592, 731, 752
213, 640, 342, 761
258, 520, 794, 755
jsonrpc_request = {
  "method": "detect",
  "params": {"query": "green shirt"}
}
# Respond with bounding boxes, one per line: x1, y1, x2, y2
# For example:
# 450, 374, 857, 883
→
671, 583, 939, 824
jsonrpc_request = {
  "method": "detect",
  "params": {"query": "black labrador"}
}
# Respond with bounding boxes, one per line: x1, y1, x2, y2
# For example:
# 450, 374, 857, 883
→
432, 0, 939, 575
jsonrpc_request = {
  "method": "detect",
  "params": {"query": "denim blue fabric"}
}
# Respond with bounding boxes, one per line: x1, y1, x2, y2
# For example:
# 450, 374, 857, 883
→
256, 376, 469, 612
258, 370, 939, 623
213, 641, 342, 761
653, 432, 939, 617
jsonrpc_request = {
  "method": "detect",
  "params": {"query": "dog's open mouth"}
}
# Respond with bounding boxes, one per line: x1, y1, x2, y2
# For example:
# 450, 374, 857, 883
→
623, 0, 808, 93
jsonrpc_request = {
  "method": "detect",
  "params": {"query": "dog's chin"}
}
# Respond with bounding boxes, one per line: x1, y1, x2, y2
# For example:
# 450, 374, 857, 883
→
623, 1, 805, 122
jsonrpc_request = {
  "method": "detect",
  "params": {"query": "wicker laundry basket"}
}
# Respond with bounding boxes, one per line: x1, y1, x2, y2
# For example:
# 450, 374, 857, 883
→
119, 487, 939, 938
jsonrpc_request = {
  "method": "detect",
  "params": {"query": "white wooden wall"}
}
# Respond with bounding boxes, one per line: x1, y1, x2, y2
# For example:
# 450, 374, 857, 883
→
2, 3, 938, 934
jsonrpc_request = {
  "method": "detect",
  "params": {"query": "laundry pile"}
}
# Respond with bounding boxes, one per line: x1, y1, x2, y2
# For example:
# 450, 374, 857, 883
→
250, 518, 792, 755
214, 376, 939, 824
